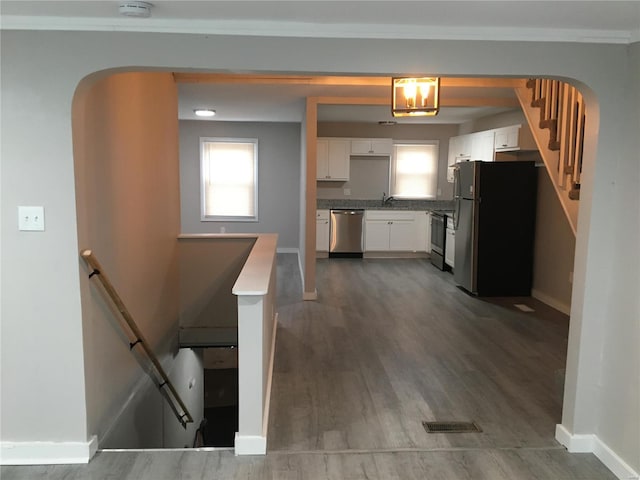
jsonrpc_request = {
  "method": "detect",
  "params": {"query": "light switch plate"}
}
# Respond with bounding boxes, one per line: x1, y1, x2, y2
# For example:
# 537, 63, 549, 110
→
343, 188, 351, 196
18, 206, 45, 231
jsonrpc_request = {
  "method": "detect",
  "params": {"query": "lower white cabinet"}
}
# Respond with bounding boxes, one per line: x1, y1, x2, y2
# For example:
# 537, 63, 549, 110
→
414, 211, 431, 253
316, 210, 330, 251
445, 217, 455, 268
365, 210, 417, 252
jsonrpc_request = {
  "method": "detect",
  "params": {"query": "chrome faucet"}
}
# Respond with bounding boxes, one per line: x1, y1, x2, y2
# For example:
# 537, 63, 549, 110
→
382, 193, 394, 206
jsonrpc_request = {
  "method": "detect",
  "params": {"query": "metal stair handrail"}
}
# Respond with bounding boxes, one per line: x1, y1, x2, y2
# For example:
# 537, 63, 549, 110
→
81, 249, 194, 427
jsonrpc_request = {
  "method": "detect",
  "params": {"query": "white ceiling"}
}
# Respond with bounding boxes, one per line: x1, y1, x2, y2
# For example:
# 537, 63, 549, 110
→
176, 78, 519, 124
3, 1, 638, 125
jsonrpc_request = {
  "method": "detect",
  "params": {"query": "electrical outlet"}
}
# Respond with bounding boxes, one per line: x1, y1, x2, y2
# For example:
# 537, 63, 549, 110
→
18, 206, 45, 231
344, 188, 351, 196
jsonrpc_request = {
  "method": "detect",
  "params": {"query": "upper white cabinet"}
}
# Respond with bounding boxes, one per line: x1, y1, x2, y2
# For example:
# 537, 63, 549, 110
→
470, 130, 495, 162
350, 138, 393, 156
317, 138, 350, 181
494, 124, 537, 152
447, 131, 493, 182
448, 135, 472, 160
447, 124, 538, 182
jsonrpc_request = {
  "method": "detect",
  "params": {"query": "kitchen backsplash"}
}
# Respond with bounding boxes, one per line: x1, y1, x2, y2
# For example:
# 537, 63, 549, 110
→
317, 199, 455, 211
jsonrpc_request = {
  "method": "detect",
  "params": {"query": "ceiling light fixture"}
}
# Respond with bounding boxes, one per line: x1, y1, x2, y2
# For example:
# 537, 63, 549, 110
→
194, 109, 216, 118
392, 77, 440, 117
119, 1, 153, 18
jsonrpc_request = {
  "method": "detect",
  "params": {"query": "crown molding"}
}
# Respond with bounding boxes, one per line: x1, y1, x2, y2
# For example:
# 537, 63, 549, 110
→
0, 15, 636, 45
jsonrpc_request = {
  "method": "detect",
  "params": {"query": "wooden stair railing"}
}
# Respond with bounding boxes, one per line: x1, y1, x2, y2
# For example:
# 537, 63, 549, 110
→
81, 249, 194, 427
525, 78, 585, 200
515, 78, 585, 235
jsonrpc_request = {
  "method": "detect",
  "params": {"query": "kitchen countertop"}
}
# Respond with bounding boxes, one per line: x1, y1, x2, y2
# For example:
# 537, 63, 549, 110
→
317, 199, 455, 211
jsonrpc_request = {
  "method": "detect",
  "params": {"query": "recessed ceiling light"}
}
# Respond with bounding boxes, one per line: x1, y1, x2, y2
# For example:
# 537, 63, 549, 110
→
119, 1, 153, 17
194, 109, 216, 117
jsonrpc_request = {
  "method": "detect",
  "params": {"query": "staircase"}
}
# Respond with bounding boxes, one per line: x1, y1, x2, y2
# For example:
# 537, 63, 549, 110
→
515, 79, 585, 235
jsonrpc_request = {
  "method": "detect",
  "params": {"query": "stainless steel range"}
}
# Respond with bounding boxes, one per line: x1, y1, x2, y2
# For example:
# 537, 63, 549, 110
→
430, 210, 451, 271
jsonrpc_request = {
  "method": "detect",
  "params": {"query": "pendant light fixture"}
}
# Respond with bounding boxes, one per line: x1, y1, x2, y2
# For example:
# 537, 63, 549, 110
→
392, 77, 440, 117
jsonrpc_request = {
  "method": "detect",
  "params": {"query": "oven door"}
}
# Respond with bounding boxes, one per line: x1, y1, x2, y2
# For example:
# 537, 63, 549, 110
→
430, 214, 445, 255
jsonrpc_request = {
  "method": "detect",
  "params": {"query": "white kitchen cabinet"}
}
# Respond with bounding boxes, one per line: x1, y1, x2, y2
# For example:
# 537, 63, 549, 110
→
364, 220, 391, 251
447, 135, 473, 182
364, 210, 417, 252
316, 209, 330, 251
389, 220, 416, 250
413, 211, 431, 252
449, 134, 472, 160
471, 130, 495, 161
445, 217, 455, 268
317, 138, 350, 181
350, 138, 393, 156
494, 124, 537, 152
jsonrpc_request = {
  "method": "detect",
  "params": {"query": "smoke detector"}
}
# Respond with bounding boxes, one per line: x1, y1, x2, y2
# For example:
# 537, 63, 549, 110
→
119, 1, 153, 18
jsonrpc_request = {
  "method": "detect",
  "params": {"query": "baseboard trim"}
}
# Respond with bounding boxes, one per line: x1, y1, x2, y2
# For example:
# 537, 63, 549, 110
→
556, 424, 639, 479
234, 434, 266, 455
0, 436, 98, 465
555, 424, 593, 452
593, 436, 640, 480
531, 288, 571, 315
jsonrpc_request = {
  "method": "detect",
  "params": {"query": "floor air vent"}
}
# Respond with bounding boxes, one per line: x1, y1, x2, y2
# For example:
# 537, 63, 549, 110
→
422, 421, 482, 433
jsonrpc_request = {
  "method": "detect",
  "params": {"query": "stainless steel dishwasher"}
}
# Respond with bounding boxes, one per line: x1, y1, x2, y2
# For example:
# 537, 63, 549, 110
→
329, 209, 364, 258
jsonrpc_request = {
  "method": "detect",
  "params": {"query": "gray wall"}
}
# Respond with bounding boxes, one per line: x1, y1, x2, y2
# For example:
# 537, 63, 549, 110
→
0, 30, 638, 472
317, 122, 458, 200
179, 120, 301, 249
532, 168, 576, 312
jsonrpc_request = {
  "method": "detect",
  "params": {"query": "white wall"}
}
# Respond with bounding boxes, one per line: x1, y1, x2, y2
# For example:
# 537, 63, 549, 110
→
0, 31, 637, 472
179, 121, 301, 248
73, 71, 183, 447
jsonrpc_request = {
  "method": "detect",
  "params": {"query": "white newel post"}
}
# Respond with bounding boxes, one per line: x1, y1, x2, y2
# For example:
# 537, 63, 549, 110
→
232, 234, 278, 455
235, 294, 267, 454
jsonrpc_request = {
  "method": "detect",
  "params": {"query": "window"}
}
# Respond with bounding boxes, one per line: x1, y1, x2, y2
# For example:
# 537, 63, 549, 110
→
200, 137, 258, 221
390, 142, 439, 199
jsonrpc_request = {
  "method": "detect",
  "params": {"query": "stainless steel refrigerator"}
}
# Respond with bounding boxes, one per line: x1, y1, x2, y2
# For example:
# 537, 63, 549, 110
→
453, 160, 537, 296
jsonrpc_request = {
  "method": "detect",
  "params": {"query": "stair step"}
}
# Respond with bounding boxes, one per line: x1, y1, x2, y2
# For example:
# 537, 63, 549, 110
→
568, 184, 581, 200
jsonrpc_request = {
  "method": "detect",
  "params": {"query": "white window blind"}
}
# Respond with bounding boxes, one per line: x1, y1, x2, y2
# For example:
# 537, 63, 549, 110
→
391, 142, 439, 199
200, 138, 258, 221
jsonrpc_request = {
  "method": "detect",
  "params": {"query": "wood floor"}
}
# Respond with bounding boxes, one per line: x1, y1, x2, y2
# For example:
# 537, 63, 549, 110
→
1, 255, 617, 479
